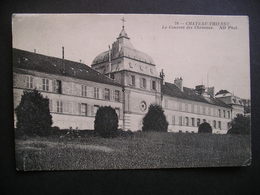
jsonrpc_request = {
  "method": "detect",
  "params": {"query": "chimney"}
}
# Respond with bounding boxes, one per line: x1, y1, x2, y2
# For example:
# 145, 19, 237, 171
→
108, 45, 112, 77
62, 46, 64, 59
62, 46, 65, 74
160, 69, 165, 85
195, 85, 206, 95
174, 77, 183, 91
206, 87, 215, 97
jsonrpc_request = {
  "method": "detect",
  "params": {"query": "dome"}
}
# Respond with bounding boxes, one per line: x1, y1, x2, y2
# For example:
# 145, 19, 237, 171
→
92, 46, 154, 65
92, 50, 109, 65
92, 27, 155, 65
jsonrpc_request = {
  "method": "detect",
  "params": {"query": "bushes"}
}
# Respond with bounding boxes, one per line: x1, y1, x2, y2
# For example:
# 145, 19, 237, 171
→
15, 89, 53, 136
94, 106, 118, 138
198, 122, 212, 133
142, 104, 168, 132
228, 114, 250, 135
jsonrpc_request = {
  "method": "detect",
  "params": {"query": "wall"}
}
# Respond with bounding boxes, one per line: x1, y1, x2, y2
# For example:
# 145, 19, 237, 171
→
163, 95, 232, 134
13, 70, 123, 130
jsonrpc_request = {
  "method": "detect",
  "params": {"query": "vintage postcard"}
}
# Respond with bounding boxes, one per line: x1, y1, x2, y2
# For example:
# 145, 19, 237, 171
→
12, 14, 251, 170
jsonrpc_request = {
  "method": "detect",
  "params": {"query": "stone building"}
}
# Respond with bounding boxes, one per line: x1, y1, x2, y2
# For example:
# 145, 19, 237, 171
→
13, 49, 124, 130
215, 90, 245, 119
13, 24, 237, 134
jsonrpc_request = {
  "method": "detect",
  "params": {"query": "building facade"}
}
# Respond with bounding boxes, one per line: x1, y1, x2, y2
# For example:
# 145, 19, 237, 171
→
13, 25, 237, 134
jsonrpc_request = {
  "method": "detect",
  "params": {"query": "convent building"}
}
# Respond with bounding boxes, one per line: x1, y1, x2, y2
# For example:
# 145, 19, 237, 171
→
13, 24, 242, 134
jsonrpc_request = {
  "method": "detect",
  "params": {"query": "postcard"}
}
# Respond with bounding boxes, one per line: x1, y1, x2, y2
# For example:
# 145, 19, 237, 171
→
12, 14, 251, 170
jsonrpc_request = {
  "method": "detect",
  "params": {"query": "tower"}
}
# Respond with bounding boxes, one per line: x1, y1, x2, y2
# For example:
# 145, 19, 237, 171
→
91, 18, 162, 131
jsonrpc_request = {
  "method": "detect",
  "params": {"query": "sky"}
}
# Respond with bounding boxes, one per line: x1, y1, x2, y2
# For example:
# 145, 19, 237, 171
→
12, 14, 250, 99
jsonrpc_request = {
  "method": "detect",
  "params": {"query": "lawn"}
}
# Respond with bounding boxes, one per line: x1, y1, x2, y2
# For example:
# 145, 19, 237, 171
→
15, 132, 251, 170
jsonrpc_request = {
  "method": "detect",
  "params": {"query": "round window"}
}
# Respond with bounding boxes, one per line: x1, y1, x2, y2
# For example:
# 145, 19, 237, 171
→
140, 101, 147, 112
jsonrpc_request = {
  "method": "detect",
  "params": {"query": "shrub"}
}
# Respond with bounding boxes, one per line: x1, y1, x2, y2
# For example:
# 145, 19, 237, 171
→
142, 104, 168, 132
15, 89, 53, 136
94, 106, 118, 138
228, 114, 250, 135
198, 122, 212, 133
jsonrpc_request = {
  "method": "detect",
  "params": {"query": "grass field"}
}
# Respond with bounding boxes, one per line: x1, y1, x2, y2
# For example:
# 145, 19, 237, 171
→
15, 132, 251, 170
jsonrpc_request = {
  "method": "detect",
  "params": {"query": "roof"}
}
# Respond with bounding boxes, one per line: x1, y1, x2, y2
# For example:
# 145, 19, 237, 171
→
215, 89, 231, 96
92, 46, 155, 65
92, 27, 155, 65
162, 82, 231, 108
118, 27, 129, 39
13, 48, 122, 87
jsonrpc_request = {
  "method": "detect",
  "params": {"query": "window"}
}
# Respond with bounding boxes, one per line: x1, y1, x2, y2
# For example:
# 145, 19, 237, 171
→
203, 119, 206, 123
178, 102, 182, 111
104, 88, 110, 100
197, 105, 201, 114
213, 120, 216, 128
94, 105, 99, 116
165, 99, 168, 108
185, 117, 189, 126
26, 76, 33, 89
130, 75, 135, 86
56, 100, 63, 113
218, 109, 221, 117
140, 78, 146, 88
203, 106, 206, 114
227, 111, 230, 119
208, 107, 211, 115
64, 101, 72, 114
110, 73, 115, 79
218, 121, 222, 129
49, 99, 53, 112
94, 87, 99, 99
42, 78, 49, 91
197, 118, 201, 126
227, 122, 231, 129
81, 85, 87, 97
114, 90, 120, 102
179, 116, 182, 126
188, 104, 191, 112
191, 118, 195, 126
54, 80, 62, 94
80, 103, 88, 116
152, 80, 156, 90
194, 105, 197, 113
115, 108, 120, 118
185, 104, 188, 112
172, 115, 175, 125
223, 110, 226, 118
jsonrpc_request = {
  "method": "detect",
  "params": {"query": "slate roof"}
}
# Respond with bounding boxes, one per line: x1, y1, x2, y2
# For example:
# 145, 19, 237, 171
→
162, 82, 231, 108
13, 48, 122, 87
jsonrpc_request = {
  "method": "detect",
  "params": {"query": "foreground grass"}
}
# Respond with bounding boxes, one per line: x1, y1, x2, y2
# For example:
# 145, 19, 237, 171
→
15, 132, 251, 170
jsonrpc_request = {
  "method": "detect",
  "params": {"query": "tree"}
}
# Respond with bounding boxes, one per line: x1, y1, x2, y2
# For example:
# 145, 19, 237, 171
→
15, 89, 53, 136
198, 122, 212, 133
142, 104, 168, 132
94, 106, 118, 138
228, 114, 250, 135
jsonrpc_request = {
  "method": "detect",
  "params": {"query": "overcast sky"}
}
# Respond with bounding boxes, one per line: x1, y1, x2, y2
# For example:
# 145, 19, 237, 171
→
12, 14, 250, 99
